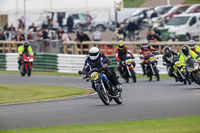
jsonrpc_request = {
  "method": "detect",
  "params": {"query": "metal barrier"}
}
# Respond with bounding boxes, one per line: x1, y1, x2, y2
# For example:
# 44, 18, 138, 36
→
1, 40, 199, 55
4, 53, 168, 74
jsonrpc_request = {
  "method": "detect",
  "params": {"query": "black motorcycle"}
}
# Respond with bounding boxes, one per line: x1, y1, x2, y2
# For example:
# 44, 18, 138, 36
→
186, 57, 200, 85
120, 57, 136, 83
79, 68, 122, 105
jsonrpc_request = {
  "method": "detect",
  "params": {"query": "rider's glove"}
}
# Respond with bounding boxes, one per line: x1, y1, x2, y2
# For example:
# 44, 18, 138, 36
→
103, 64, 108, 68
78, 70, 82, 75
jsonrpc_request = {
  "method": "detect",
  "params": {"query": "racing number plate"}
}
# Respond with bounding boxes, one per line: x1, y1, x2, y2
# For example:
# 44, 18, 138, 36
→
91, 72, 99, 80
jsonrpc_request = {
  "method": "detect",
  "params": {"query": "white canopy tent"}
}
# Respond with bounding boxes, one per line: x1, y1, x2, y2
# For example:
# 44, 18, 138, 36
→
0, 0, 119, 27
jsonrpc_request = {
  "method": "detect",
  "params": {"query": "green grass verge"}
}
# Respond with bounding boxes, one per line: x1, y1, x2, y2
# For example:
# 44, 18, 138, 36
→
124, 0, 147, 8
0, 71, 172, 79
184, 0, 200, 4
0, 84, 93, 104
1, 115, 200, 133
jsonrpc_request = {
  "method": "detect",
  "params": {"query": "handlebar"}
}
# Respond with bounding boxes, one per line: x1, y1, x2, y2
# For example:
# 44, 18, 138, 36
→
78, 67, 105, 77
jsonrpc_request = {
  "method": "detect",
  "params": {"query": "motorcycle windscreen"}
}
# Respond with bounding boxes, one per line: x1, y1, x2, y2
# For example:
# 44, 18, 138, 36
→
24, 51, 30, 57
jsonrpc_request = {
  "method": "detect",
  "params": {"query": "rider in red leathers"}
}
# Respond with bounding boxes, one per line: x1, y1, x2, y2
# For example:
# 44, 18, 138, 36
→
115, 41, 135, 82
139, 39, 157, 75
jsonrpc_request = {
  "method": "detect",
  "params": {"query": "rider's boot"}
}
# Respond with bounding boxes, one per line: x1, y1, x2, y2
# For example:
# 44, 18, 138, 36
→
126, 78, 129, 83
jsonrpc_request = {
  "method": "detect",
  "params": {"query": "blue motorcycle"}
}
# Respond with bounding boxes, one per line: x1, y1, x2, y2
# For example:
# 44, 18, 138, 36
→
79, 68, 122, 105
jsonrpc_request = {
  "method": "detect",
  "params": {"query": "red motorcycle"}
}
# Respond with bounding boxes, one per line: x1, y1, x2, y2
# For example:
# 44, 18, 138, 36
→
120, 57, 137, 83
20, 52, 34, 77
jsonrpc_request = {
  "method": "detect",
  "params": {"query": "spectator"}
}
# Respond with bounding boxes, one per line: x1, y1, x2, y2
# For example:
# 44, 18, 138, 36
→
5, 29, 12, 41
56, 27, 63, 40
56, 27, 64, 53
79, 31, 90, 54
16, 30, 25, 41
27, 30, 33, 40
150, 10, 158, 19
28, 23, 37, 32
18, 18, 24, 30
67, 14, 74, 33
42, 16, 50, 29
0, 30, 6, 40
41, 29, 48, 39
126, 19, 137, 41
37, 30, 44, 41
113, 24, 126, 41
75, 30, 81, 42
92, 28, 102, 41
37, 29, 49, 52
8, 24, 16, 32
147, 29, 161, 42
147, 29, 161, 48
0, 30, 6, 53
61, 32, 71, 54
79, 31, 90, 42
57, 13, 64, 28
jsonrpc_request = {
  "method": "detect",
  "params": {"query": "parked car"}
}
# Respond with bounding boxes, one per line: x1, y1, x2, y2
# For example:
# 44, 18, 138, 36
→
185, 4, 200, 14
124, 8, 149, 30
154, 5, 173, 16
164, 13, 200, 41
49, 12, 108, 32
162, 5, 191, 19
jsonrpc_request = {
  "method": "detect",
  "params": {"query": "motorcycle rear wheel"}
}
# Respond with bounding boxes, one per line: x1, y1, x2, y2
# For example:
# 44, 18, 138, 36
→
114, 95, 123, 104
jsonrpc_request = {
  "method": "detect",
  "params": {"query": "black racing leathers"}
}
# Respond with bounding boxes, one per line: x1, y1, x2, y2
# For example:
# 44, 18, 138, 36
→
82, 53, 120, 87
162, 51, 178, 79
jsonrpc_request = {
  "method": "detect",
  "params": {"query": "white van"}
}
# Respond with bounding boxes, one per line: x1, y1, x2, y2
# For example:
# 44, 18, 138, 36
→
164, 13, 200, 41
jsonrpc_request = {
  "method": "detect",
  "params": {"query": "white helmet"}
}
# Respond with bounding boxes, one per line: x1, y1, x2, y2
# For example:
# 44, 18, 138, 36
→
141, 39, 149, 48
188, 40, 196, 48
89, 47, 100, 60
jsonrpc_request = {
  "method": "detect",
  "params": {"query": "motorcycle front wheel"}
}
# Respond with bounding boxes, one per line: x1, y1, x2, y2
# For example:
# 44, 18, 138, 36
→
20, 65, 25, 77
154, 66, 160, 81
194, 72, 200, 85
130, 68, 136, 83
27, 65, 32, 77
96, 86, 110, 105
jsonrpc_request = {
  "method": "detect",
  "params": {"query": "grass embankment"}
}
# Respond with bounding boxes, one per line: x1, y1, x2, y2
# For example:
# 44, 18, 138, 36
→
1, 115, 200, 133
184, 0, 200, 4
124, 0, 147, 8
0, 84, 93, 104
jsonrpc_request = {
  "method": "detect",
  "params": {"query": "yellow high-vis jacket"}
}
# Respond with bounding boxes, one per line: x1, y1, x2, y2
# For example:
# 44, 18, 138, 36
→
18, 45, 34, 56
179, 49, 200, 69
191, 45, 200, 53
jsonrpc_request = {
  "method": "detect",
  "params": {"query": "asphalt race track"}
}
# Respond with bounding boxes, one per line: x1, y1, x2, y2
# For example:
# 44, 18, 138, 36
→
0, 74, 200, 129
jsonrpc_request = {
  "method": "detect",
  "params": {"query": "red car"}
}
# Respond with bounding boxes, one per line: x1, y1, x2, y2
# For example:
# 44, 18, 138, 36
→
185, 4, 200, 13
163, 5, 191, 19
